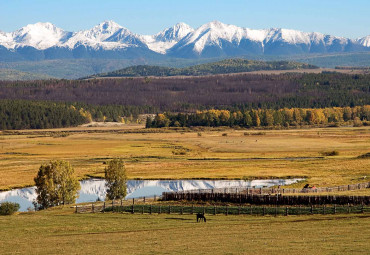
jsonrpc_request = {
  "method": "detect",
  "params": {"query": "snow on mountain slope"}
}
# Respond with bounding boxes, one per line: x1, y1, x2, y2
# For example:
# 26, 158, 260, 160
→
358, 35, 370, 47
12, 22, 72, 50
0, 31, 14, 48
168, 21, 364, 56
63, 20, 143, 50
0, 20, 369, 59
177, 21, 249, 53
141, 22, 194, 54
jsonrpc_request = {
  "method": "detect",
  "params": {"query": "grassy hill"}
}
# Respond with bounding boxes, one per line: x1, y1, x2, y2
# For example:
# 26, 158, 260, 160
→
86, 59, 318, 78
0, 68, 54, 80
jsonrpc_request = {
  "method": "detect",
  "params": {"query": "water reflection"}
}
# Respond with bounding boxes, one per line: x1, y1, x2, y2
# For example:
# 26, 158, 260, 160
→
0, 178, 302, 211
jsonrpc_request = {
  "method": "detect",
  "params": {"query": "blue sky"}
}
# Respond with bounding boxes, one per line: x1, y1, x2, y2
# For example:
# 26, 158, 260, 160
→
0, 0, 369, 38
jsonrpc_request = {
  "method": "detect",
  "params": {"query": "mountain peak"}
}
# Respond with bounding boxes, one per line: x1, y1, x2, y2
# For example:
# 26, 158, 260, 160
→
95, 20, 122, 31
154, 22, 194, 42
11, 22, 69, 50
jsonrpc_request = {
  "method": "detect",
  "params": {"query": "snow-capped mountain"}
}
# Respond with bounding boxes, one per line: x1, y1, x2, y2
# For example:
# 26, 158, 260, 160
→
167, 21, 366, 57
63, 20, 147, 50
358, 35, 370, 47
141, 22, 194, 54
0, 20, 369, 61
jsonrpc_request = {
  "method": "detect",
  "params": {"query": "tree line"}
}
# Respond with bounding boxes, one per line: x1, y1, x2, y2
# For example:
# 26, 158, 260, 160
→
146, 105, 370, 128
0, 100, 157, 130
88, 59, 317, 78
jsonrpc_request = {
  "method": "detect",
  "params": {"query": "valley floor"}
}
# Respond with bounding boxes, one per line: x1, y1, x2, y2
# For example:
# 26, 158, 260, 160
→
0, 126, 369, 194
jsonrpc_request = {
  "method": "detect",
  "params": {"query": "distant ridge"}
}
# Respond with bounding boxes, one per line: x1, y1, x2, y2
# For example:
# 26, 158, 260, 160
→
0, 20, 370, 61
84, 58, 318, 78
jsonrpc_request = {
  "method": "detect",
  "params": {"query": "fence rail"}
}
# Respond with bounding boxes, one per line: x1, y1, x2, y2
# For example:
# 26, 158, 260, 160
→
75, 203, 369, 216
162, 193, 370, 205
174, 182, 370, 195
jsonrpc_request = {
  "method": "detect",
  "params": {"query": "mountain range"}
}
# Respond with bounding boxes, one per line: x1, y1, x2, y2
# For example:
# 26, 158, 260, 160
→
1, 20, 370, 61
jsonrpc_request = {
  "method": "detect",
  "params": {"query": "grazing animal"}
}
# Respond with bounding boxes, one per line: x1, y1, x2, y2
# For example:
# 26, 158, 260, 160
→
196, 213, 206, 222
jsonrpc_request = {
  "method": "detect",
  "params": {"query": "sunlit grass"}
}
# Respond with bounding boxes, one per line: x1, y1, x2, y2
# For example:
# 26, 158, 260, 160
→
0, 126, 369, 193
0, 206, 369, 255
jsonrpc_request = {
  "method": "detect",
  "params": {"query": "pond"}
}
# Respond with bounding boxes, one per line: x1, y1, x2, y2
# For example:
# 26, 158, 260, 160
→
0, 178, 303, 211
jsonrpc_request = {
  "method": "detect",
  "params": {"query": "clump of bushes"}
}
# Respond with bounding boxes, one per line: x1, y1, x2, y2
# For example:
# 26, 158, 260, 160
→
244, 132, 266, 136
197, 132, 202, 137
0, 202, 20, 215
321, 150, 339, 156
357, 152, 370, 159
222, 133, 228, 136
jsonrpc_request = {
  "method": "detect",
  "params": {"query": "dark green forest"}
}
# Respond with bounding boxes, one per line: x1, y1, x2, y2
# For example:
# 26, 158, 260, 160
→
86, 59, 317, 78
0, 100, 156, 130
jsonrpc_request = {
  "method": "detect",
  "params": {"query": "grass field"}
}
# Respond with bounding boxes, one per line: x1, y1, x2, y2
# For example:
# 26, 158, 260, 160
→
0, 206, 369, 255
0, 125, 369, 193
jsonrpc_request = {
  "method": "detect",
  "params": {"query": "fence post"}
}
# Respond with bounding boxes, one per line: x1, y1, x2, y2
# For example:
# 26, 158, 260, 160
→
142, 206, 144, 214
132, 204, 134, 214
120, 199, 123, 207
159, 205, 161, 214
250, 205, 253, 215
132, 198, 135, 205
226, 206, 228, 216
275, 206, 277, 217
154, 195, 156, 201
75, 205, 77, 213
347, 203, 350, 214
191, 205, 194, 214
361, 204, 364, 213
92, 203, 94, 213
181, 207, 183, 215
214, 206, 216, 215
112, 200, 114, 211
143, 197, 146, 203
263, 207, 266, 216
103, 202, 106, 212
150, 205, 152, 214
169, 205, 171, 214
323, 205, 325, 215
285, 207, 288, 216
203, 207, 205, 214
238, 206, 241, 215
310, 205, 313, 214
333, 204, 336, 214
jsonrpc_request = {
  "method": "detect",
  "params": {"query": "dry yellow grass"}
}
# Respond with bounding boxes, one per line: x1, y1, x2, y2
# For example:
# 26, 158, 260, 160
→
0, 126, 369, 193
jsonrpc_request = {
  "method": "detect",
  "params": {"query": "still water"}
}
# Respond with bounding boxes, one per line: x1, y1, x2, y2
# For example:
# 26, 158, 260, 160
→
0, 178, 302, 211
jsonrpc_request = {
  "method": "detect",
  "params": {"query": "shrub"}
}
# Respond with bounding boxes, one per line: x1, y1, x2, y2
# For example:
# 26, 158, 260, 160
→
357, 152, 370, 159
222, 133, 228, 136
197, 132, 202, 137
0, 202, 20, 215
321, 150, 339, 156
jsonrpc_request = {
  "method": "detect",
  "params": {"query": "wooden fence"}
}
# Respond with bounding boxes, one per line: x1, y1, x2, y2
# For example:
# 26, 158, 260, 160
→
75, 202, 369, 216
176, 182, 370, 195
161, 192, 370, 205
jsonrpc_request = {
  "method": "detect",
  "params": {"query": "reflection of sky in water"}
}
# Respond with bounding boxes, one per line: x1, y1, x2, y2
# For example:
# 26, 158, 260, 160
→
126, 186, 168, 199
0, 178, 303, 211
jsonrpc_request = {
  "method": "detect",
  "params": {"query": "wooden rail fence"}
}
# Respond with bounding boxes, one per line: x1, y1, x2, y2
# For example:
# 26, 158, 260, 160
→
161, 193, 370, 205
75, 202, 369, 216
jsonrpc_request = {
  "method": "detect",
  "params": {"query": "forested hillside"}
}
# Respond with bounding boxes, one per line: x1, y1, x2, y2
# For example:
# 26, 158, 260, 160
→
1, 72, 369, 110
87, 59, 317, 78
